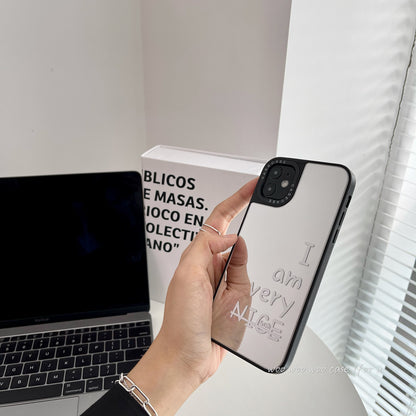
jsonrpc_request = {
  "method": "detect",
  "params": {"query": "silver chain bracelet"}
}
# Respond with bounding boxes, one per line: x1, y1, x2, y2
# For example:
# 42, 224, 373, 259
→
118, 373, 159, 416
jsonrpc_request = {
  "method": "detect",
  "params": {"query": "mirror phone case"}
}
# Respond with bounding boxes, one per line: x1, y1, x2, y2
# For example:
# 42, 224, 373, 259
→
211, 157, 355, 373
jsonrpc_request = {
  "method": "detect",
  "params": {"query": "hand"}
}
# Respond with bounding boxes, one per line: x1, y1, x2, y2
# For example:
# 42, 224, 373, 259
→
128, 178, 257, 415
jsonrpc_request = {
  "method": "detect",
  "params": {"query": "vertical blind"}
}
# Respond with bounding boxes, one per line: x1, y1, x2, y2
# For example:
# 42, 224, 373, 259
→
344, 33, 416, 416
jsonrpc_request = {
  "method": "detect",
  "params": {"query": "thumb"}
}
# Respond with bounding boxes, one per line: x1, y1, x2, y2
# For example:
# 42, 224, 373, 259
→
188, 232, 238, 270
207, 233, 238, 257
226, 236, 250, 287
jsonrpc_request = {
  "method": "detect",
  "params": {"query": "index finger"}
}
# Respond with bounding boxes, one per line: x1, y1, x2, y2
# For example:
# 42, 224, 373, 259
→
204, 178, 257, 235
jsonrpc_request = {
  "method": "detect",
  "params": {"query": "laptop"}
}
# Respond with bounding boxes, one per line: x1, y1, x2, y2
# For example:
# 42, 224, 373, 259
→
0, 171, 153, 415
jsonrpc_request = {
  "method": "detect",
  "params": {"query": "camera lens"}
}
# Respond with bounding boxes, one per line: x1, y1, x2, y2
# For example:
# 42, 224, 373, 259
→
263, 182, 276, 197
270, 166, 282, 179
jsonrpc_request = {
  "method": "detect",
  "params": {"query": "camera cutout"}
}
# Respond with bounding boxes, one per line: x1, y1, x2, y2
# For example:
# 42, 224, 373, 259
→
262, 165, 296, 200
256, 158, 303, 207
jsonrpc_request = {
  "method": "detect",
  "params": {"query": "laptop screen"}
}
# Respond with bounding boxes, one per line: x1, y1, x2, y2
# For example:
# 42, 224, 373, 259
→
0, 171, 149, 328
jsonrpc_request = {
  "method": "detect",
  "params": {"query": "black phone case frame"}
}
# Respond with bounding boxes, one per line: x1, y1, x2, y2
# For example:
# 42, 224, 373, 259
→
212, 157, 356, 374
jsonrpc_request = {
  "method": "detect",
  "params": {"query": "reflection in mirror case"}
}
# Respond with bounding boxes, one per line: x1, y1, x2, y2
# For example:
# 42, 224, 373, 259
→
212, 157, 355, 373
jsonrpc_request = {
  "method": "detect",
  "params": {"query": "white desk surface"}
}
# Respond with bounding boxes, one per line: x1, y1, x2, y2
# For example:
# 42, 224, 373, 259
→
150, 300, 366, 416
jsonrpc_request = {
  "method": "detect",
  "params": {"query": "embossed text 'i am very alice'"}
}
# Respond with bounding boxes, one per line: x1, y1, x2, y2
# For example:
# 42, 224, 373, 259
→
229, 241, 315, 342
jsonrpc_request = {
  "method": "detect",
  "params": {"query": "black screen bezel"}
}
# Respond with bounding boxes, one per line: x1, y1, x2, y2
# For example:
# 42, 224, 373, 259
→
0, 170, 150, 329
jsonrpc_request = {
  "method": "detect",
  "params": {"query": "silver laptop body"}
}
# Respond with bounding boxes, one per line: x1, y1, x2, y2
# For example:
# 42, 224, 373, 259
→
0, 171, 152, 415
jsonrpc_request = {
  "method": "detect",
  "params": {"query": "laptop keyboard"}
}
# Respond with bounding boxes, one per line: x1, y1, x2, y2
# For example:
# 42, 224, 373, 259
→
0, 321, 151, 405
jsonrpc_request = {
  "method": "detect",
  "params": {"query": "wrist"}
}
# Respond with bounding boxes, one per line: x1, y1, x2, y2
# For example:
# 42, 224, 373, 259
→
127, 334, 201, 416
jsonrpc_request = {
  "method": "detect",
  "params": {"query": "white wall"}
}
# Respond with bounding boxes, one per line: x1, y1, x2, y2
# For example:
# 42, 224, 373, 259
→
0, 0, 290, 173
278, 0, 416, 360
140, 0, 291, 159
0, 0, 146, 177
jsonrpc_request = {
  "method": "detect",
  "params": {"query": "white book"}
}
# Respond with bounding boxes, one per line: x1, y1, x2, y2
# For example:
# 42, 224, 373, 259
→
141, 145, 265, 302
